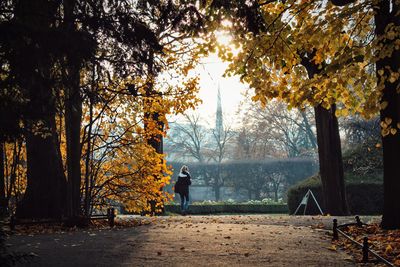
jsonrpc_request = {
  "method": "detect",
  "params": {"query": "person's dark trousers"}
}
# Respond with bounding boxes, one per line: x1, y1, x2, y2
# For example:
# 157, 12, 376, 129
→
179, 192, 189, 214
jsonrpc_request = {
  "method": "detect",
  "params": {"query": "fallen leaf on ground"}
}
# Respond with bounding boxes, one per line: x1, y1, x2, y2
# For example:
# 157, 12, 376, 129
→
385, 244, 393, 255
328, 245, 337, 251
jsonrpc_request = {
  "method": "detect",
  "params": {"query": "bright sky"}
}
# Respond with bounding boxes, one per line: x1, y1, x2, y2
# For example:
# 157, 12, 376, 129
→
198, 53, 247, 116
168, 29, 249, 128
169, 52, 248, 128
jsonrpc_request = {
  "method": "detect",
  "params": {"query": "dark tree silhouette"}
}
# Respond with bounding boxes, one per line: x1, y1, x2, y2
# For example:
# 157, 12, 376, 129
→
0, 0, 202, 219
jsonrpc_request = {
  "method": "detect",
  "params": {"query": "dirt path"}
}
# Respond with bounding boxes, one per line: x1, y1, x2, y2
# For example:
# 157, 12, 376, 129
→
7, 215, 374, 266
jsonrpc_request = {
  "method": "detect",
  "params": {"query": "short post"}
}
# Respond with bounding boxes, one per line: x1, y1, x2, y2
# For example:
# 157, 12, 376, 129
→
332, 219, 339, 241
355, 216, 362, 227
362, 236, 369, 263
108, 208, 115, 228
10, 215, 16, 231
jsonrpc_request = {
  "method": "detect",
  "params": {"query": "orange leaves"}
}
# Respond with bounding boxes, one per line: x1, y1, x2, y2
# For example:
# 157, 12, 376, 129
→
312, 49, 324, 65
328, 244, 337, 251
79, 83, 177, 213
336, 224, 400, 265
3, 141, 27, 200
385, 244, 394, 256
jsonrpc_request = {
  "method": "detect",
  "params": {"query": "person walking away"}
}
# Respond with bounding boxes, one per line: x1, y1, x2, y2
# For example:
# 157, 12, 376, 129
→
175, 165, 191, 215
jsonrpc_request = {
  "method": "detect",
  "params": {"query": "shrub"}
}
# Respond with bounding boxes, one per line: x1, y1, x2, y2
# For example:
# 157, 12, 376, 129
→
287, 174, 383, 215
167, 159, 318, 200
168, 199, 285, 206
342, 144, 383, 176
164, 203, 288, 214
345, 182, 383, 215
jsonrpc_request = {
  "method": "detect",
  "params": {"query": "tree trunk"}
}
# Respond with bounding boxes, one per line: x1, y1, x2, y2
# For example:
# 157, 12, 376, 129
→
0, 143, 7, 215
17, 116, 67, 219
6, 142, 21, 204
144, 51, 164, 155
144, 111, 165, 215
143, 50, 165, 215
146, 112, 164, 154
314, 105, 348, 215
214, 184, 221, 201
84, 97, 93, 216
64, 62, 82, 219
375, 1, 400, 229
300, 110, 317, 149
14, 0, 67, 219
301, 55, 348, 216
274, 189, 278, 203
65, 78, 82, 218
63, 0, 83, 220
214, 165, 221, 201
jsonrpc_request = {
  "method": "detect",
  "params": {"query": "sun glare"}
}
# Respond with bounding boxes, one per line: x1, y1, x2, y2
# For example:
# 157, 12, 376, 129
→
215, 30, 233, 46
215, 30, 241, 56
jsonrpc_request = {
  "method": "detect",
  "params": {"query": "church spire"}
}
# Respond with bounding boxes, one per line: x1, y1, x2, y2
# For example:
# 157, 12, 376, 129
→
216, 84, 223, 140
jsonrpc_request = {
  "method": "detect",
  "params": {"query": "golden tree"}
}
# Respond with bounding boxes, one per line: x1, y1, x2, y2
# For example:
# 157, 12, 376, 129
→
199, 0, 399, 227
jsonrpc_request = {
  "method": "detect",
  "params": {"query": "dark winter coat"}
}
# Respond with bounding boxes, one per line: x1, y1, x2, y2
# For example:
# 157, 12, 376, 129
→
174, 171, 191, 195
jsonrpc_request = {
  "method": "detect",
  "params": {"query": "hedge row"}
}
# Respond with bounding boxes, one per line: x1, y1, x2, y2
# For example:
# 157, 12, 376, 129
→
287, 175, 383, 215
168, 159, 318, 187
165, 204, 288, 214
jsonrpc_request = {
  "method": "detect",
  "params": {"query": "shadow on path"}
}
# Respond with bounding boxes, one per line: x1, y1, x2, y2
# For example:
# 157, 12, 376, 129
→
8, 215, 377, 266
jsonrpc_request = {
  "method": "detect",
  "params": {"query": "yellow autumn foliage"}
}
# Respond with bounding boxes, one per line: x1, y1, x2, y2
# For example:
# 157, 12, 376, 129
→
76, 32, 201, 213
200, 0, 399, 125
2, 141, 27, 210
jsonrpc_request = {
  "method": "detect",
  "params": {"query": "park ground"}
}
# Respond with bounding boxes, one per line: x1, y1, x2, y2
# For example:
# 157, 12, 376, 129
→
6, 215, 381, 267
